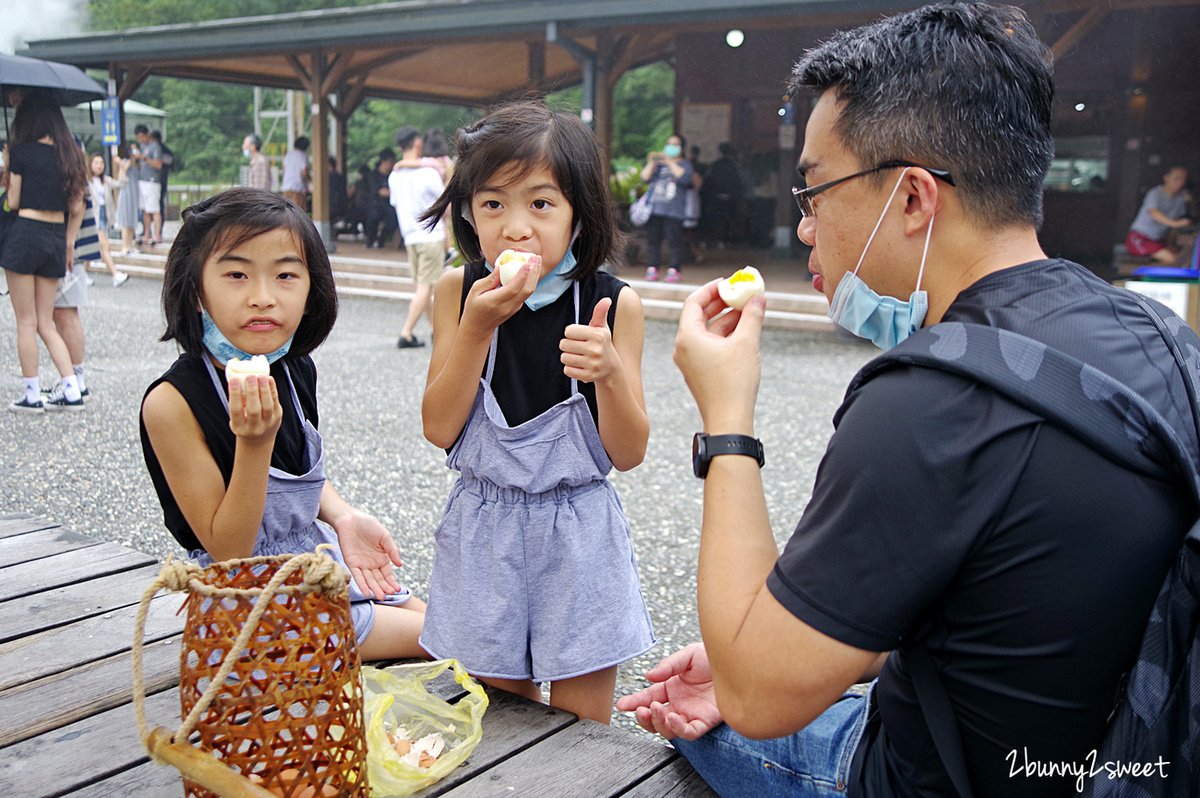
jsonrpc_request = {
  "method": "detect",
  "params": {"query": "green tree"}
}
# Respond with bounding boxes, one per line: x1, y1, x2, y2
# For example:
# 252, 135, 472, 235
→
612, 62, 675, 163
158, 79, 255, 184
545, 61, 676, 166
344, 99, 476, 174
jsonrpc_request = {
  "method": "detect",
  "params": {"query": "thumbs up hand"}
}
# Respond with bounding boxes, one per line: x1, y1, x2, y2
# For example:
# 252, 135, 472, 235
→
560, 297, 620, 383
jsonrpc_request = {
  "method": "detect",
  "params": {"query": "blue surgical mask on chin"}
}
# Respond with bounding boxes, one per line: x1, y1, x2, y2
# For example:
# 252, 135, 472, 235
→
467, 205, 583, 311
200, 307, 294, 366
827, 168, 933, 350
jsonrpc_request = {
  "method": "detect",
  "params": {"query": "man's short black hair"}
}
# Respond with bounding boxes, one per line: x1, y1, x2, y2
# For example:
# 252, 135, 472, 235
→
790, 2, 1054, 229
378, 148, 395, 164
294, 136, 310, 151
134, 124, 149, 135
395, 126, 421, 151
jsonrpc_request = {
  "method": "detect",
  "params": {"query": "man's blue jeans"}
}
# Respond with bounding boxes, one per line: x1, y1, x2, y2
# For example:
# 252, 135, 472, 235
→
673, 683, 875, 797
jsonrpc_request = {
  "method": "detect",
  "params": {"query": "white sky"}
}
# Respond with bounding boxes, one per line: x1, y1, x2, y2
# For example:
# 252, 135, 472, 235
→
2, 0, 88, 55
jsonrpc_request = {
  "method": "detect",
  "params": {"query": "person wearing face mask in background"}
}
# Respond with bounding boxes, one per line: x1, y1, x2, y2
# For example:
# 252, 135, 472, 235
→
618, 4, 1200, 797
639, 134, 693, 283
241, 134, 271, 192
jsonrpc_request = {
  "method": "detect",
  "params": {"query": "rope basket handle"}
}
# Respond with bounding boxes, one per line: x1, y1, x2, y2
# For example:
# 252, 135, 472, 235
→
132, 547, 347, 762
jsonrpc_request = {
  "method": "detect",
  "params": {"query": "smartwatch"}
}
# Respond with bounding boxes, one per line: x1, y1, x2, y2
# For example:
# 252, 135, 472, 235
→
692, 433, 765, 479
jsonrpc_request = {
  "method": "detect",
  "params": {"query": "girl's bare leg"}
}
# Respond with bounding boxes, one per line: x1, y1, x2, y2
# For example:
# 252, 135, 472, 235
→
357, 597, 429, 661
478, 676, 543, 704
549, 666, 619, 724
96, 230, 120, 278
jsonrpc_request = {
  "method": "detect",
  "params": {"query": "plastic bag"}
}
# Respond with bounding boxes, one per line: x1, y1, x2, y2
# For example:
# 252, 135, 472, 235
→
362, 660, 488, 797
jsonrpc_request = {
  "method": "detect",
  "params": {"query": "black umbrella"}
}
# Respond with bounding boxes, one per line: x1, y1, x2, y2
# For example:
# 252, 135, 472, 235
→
0, 53, 106, 108
1, 53, 106, 138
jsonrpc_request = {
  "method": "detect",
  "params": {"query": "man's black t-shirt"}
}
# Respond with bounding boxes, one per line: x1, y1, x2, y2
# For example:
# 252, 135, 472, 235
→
766, 260, 1198, 797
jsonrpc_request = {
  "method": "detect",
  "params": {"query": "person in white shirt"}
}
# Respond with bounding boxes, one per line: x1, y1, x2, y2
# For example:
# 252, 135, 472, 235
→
389, 126, 446, 349
281, 136, 311, 211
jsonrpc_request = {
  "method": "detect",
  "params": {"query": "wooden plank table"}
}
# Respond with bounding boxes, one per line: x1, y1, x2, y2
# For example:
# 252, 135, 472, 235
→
0, 513, 715, 798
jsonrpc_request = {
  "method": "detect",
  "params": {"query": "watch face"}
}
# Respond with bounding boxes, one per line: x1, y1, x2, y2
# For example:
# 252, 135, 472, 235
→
692, 433, 708, 478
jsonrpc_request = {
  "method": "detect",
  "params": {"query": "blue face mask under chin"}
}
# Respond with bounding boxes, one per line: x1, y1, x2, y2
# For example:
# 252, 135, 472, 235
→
200, 307, 294, 365
826, 168, 933, 351
465, 203, 583, 312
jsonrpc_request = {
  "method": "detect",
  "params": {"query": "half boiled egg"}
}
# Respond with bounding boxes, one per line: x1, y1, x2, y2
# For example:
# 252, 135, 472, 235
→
225, 354, 270, 387
496, 249, 534, 285
717, 266, 765, 310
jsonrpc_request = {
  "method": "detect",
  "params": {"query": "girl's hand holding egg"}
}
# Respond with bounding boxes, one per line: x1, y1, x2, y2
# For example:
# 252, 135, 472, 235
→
225, 355, 281, 439
716, 267, 765, 311
224, 355, 270, 388
495, 249, 534, 285
463, 250, 541, 336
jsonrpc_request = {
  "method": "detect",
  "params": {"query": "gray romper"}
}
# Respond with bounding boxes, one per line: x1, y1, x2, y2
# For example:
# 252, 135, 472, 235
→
420, 283, 656, 682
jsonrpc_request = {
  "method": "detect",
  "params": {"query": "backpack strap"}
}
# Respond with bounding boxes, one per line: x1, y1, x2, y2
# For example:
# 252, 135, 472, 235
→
1123, 290, 1200, 490
908, 643, 976, 798
851, 319, 1200, 798
850, 321, 1198, 494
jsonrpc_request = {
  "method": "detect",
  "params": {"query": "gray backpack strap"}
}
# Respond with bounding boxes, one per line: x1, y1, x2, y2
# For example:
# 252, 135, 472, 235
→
850, 321, 1197, 493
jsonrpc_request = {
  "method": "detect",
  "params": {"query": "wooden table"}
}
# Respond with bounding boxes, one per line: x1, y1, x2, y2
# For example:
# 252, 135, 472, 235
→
0, 513, 714, 797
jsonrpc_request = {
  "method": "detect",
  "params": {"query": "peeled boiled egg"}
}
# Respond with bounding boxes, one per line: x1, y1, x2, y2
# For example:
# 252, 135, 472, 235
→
225, 355, 270, 387
496, 249, 533, 285
717, 266, 765, 310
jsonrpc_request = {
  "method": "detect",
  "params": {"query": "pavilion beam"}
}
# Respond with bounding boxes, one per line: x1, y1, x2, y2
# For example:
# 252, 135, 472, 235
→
547, 21, 596, 128
1050, 7, 1109, 58
318, 53, 349, 98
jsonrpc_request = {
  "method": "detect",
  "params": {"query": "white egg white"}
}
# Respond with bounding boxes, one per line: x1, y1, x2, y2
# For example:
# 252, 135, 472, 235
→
497, 250, 533, 285
717, 266, 765, 310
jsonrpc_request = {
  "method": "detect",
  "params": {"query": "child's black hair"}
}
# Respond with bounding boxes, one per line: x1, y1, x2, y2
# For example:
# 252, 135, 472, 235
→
421, 101, 625, 280
160, 187, 338, 359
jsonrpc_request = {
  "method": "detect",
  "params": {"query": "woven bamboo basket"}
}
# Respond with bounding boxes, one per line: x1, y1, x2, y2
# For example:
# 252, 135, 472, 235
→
133, 547, 368, 798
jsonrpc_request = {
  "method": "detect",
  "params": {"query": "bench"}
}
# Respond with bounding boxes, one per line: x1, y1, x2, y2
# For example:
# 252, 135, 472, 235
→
0, 513, 714, 797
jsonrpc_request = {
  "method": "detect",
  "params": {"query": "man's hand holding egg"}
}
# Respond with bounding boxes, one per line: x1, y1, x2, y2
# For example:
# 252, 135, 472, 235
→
716, 267, 765, 311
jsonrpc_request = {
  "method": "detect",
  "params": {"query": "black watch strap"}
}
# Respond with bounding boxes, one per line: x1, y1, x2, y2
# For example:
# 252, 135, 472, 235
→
693, 433, 765, 478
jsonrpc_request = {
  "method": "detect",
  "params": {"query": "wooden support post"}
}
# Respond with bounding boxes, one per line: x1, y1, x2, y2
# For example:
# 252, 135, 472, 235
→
288, 51, 332, 247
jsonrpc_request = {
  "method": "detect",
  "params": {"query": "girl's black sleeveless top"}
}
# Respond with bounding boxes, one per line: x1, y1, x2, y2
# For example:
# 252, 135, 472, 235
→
138, 353, 318, 551
459, 261, 626, 428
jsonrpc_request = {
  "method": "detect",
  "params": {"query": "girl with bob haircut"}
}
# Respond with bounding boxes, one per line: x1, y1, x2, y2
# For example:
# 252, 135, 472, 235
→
420, 101, 654, 724
141, 188, 426, 660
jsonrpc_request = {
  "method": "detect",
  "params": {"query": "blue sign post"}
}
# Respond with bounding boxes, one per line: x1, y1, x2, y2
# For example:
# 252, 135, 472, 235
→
100, 97, 120, 146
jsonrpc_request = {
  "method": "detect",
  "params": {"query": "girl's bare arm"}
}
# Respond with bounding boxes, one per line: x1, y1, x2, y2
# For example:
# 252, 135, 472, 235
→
561, 286, 649, 471
596, 287, 649, 470
422, 262, 538, 448
142, 378, 278, 560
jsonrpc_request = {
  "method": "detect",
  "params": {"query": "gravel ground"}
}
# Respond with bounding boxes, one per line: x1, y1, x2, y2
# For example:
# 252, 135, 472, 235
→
0, 273, 876, 739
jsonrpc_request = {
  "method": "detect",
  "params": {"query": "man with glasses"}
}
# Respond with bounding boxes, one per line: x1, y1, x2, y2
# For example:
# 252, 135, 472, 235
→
619, 4, 1200, 796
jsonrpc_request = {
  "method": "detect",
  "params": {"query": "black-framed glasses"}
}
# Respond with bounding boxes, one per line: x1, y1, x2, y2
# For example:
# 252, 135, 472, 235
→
791, 160, 956, 218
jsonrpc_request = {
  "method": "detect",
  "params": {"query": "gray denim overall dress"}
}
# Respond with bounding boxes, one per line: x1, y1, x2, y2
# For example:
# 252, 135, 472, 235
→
194, 357, 411, 645
420, 282, 656, 682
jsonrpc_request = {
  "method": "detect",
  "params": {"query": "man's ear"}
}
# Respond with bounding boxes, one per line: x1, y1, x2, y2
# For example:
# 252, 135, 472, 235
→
902, 168, 940, 237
